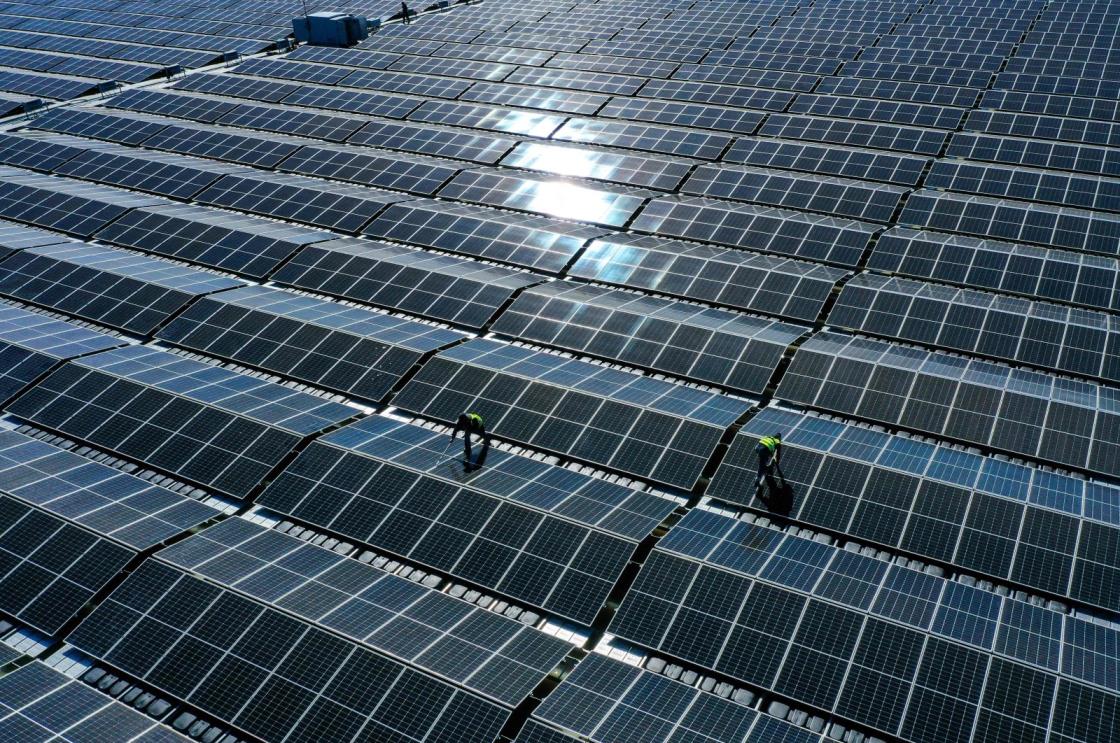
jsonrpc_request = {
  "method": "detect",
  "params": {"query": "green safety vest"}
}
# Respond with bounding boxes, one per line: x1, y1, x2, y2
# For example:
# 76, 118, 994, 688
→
758, 436, 780, 451
467, 412, 484, 427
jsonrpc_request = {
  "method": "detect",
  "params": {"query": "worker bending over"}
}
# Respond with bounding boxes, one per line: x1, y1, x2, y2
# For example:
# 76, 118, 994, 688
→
755, 433, 782, 496
452, 411, 488, 466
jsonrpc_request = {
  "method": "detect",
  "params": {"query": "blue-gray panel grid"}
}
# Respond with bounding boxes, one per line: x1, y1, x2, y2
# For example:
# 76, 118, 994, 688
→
0, 300, 123, 404
67, 559, 510, 743
0, 241, 245, 335
867, 228, 1120, 313
362, 199, 607, 273
257, 422, 639, 625
0, 494, 133, 634
492, 280, 807, 394
709, 406, 1120, 612
157, 517, 573, 705
569, 233, 848, 323
6, 345, 356, 498
828, 273, 1120, 383
609, 506, 1120, 742
0, 429, 219, 550
156, 284, 465, 402
93, 203, 331, 279
314, 415, 676, 540
271, 237, 543, 329
521, 653, 825, 743
392, 338, 750, 489
776, 331, 1120, 479
0, 662, 187, 742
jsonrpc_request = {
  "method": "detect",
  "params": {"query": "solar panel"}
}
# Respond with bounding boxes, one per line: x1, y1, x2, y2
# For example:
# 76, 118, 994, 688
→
493, 281, 806, 394
436, 169, 653, 228
260, 427, 638, 623
157, 285, 464, 402
0, 130, 105, 171
551, 117, 731, 161
522, 653, 825, 743
7, 344, 357, 498
0, 429, 219, 549
0, 167, 167, 237
94, 203, 330, 278
108, 88, 241, 124
0, 662, 188, 741
964, 109, 1120, 148
0, 494, 133, 633
776, 331, 1120, 479
815, 75, 982, 107
609, 505, 1120, 742
272, 237, 542, 329
460, 80, 609, 115
899, 189, 1120, 256
157, 517, 573, 704
759, 114, 948, 155
946, 132, 1120, 178
363, 199, 606, 273
545, 52, 679, 79
0, 241, 244, 335
0, 219, 74, 257
723, 136, 927, 186
681, 163, 908, 222
569, 232, 848, 322
392, 338, 750, 489
0, 296, 123, 400
216, 101, 370, 142
138, 121, 310, 168
710, 406, 1120, 611
27, 106, 172, 146
926, 160, 1120, 214
499, 141, 693, 191
868, 228, 1120, 312
68, 559, 510, 742
278, 143, 466, 195
829, 272, 1120, 383
347, 118, 518, 164
631, 194, 879, 266
407, 99, 565, 137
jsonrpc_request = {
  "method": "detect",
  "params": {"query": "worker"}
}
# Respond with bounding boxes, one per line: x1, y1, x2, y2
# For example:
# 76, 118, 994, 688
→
755, 433, 782, 496
401, 1, 411, 23
452, 411, 487, 465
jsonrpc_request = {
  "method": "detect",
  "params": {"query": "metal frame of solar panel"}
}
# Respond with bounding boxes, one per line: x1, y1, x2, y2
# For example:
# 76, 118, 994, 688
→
67, 558, 512, 742
6, 344, 357, 498
609, 504, 1120, 743
156, 284, 465, 402
392, 338, 750, 489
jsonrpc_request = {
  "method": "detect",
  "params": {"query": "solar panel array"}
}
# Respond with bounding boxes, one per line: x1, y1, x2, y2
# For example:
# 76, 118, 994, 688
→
0, 0, 1116, 740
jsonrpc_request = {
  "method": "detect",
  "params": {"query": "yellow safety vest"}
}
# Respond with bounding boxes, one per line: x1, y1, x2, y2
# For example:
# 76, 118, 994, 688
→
758, 436, 780, 451
467, 412, 484, 427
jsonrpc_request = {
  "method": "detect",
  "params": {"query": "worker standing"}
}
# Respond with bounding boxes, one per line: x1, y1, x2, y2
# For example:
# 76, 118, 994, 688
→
755, 433, 782, 497
401, 1, 411, 23
451, 411, 487, 465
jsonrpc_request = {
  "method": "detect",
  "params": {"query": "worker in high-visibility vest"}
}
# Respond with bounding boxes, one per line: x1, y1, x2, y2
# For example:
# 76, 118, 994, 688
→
755, 433, 782, 495
452, 411, 487, 464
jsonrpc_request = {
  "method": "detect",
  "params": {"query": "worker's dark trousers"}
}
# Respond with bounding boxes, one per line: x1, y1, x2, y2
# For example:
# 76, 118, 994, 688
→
756, 449, 773, 487
463, 432, 474, 461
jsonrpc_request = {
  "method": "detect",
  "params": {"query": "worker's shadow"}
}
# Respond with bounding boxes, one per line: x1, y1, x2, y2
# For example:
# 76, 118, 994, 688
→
464, 438, 491, 473
758, 475, 794, 520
